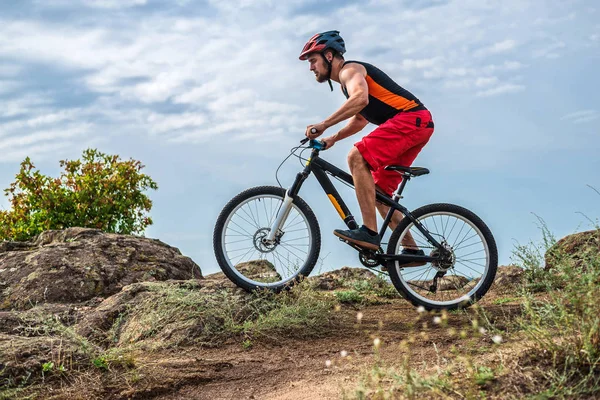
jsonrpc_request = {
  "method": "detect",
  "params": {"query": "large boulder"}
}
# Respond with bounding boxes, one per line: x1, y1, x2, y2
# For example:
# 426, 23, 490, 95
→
0, 228, 201, 310
488, 265, 524, 294
308, 266, 380, 290
544, 229, 600, 272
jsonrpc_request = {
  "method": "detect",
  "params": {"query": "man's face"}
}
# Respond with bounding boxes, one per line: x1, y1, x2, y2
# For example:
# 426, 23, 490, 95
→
307, 53, 328, 83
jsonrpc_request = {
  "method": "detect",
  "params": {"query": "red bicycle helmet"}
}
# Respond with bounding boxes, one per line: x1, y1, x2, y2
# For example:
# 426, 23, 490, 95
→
299, 30, 346, 60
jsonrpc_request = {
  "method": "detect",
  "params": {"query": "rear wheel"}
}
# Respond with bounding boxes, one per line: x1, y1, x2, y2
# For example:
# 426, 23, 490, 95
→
387, 203, 498, 310
213, 186, 321, 292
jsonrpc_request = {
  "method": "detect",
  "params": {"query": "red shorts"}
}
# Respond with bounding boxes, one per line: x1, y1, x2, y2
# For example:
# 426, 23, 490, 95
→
354, 109, 434, 196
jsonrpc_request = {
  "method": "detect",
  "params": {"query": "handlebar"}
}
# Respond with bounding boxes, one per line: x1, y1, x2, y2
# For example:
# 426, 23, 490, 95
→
300, 128, 326, 150
300, 128, 318, 145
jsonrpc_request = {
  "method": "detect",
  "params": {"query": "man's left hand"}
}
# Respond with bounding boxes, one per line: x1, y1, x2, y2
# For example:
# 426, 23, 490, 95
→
306, 122, 327, 139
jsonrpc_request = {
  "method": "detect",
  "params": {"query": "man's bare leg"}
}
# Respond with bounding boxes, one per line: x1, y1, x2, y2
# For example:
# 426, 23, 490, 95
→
347, 147, 377, 232
375, 202, 419, 249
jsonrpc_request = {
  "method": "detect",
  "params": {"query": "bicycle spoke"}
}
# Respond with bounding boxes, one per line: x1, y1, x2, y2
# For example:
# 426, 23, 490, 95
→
279, 241, 309, 255
455, 260, 483, 278
229, 220, 255, 237
454, 240, 484, 252
389, 208, 494, 307
455, 248, 485, 259
233, 211, 260, 232
281, 236, 310, 242
278, 242, 307, 260
241, 204, 260, 227
225, 238, 253, 245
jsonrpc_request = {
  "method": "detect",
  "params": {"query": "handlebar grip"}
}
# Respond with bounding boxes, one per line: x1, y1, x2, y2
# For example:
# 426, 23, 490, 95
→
300, 128, 318, 145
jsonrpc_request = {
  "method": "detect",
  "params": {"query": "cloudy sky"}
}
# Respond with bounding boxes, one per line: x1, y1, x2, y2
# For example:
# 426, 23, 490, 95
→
1, 0, 598, 275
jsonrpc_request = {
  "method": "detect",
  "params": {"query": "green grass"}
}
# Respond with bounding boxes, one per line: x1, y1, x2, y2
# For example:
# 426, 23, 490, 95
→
516, 224, 600, 397
492, 296, 519, 305
347, 216, 600, 399
107, 280, 338, 348
335, 290, 365, 304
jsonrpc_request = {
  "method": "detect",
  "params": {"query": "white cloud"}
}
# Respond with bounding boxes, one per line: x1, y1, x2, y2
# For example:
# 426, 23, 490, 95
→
146, 112, 207, 135
0, 124, 89, 151
533, 12, 576, 26
0, 0, 593, 163
533, 41, 566, 59
475, 40, 518, 57
0, 95, 54, 118
37, 0, 148, 9
561, 110, 599, 124
475, 76, 499, 87
476, 83, 524, 97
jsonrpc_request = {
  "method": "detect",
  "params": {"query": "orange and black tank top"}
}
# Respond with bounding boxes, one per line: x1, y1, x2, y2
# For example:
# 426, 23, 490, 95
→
341, 61, 426, 125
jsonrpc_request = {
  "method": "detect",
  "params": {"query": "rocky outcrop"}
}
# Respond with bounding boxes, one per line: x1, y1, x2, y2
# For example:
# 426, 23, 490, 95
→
0, 228, 201, 310
308, 266, 380, 290
489, 265, 524, 294
544, 229, 600, 272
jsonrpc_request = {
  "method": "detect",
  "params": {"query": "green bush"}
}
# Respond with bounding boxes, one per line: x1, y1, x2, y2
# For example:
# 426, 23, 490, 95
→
0, 148, 157, 241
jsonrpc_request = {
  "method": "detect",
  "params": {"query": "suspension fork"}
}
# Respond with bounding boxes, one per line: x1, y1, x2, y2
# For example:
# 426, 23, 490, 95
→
265, 150, 315, 243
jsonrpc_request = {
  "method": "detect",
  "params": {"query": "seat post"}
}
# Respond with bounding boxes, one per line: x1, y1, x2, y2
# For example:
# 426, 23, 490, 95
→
392, 174, 410, 201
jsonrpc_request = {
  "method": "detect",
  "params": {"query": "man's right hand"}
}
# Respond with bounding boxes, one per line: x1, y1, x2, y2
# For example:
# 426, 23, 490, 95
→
321, 134, 338, 150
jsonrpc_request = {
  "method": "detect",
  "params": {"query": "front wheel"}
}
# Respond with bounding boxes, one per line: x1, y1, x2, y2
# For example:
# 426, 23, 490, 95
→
387, 203, 498, 310
213, 186, 321, 292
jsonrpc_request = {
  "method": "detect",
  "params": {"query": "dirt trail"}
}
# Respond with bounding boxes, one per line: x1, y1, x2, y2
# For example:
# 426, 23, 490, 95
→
141, 299, 513, 400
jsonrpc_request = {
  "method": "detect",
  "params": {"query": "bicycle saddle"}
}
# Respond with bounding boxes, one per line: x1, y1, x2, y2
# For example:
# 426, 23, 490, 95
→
384, 165, 430, 177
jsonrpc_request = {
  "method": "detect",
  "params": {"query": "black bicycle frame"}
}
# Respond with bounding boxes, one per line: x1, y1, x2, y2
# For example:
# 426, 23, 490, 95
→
288, 147, 444, 264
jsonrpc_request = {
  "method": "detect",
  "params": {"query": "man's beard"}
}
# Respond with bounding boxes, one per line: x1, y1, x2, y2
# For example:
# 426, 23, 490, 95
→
315, 71, 328, 83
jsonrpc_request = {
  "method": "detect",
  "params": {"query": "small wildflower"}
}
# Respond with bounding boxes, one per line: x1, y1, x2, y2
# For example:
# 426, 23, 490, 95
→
356, 312, 363, 322
479, 327, 487, 334
340, 350, 348, 357
492, 335, 503, 344
460, 330, 467, 339
433, 316, 442, 325
417, 306, 425, 313
373, 338, 381, 349
325, 359, 332, 367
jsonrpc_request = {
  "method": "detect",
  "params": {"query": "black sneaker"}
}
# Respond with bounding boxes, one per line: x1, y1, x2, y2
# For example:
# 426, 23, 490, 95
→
333, 226, 381, 250
381, 248, 426, 271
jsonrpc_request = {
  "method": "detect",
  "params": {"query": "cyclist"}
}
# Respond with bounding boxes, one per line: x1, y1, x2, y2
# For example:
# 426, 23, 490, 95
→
300, 30, 434, 261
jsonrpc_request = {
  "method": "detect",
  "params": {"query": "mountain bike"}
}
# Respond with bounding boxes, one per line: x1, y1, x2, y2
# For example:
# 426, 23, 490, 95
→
213, 138, 498, 310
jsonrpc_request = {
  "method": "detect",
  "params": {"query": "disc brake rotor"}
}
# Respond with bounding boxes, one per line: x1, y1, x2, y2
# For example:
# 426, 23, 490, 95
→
254, 228, 277, 253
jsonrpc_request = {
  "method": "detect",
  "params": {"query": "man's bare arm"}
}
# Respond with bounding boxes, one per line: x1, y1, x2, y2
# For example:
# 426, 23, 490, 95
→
335, 114, 369, 141
322, 66, 369, 129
